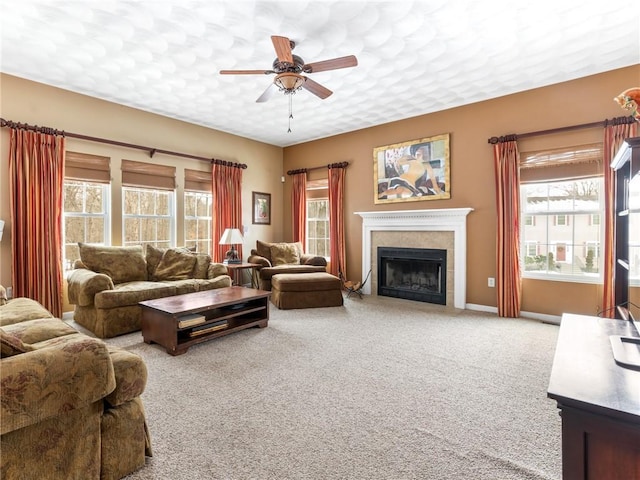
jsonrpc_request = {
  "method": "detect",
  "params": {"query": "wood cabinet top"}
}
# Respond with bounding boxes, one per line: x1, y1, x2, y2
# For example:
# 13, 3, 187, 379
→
548, 313, 640, 423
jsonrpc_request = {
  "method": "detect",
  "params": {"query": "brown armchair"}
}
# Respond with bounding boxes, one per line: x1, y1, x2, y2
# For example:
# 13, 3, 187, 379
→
247, 240, 327, 290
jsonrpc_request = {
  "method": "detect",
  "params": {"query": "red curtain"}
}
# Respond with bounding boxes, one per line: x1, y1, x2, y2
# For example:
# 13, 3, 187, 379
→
601, 118, 637, 317
493, 137, 521, 318
8, 128, 65, 317
291, 171, 307, 245
328, 164, 346, 278
211, 160, 244, 263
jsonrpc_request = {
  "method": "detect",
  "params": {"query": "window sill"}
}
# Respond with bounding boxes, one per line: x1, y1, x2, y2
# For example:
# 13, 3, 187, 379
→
522, 272, 602, 284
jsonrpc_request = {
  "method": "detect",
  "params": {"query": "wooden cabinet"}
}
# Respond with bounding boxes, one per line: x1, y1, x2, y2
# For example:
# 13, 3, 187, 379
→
611, 136, 640, 320
548, 313, 640, 479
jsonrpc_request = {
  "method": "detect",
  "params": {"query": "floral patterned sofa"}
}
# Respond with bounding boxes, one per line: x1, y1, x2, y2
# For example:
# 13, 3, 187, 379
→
247, 240, 327, 291
67, 243, 232, 338
0, 293, 152, 479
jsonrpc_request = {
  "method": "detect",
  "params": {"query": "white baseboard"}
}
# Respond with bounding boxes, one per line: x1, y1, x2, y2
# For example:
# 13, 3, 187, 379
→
465, 303, 561, 325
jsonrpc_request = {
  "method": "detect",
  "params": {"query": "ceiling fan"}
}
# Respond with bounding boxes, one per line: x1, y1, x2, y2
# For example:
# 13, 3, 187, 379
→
220, 35, 358, 103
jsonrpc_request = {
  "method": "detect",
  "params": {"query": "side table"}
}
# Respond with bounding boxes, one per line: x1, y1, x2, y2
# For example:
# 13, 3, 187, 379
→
224, 262, 261, 288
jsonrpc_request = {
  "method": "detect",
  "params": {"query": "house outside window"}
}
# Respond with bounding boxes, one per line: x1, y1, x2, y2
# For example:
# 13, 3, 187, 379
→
520, 143, 603, 282
123, 187, 174, 248
63, 180, 110, 270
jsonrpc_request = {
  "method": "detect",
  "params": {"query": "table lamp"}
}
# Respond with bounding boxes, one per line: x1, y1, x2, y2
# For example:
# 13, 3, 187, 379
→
219, 228, 244, 264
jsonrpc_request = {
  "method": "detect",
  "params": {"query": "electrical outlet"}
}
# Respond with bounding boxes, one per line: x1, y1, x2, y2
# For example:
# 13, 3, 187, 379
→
488, 277, 495, 288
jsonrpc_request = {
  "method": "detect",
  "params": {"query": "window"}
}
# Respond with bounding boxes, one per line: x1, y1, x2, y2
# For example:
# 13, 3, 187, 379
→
521, 178, 602, 280
121, 159, 176, 249
63, 151, 111, 271
525, 241, 538, 257
307, 199, 329, 258
520, 143, 603, 281
63, 181, 110, 270
123, 187, 174, 248
305, 179, 330, 258
524, 215, 535, 226
184, 168, 212, 253
184, 191, 212, 253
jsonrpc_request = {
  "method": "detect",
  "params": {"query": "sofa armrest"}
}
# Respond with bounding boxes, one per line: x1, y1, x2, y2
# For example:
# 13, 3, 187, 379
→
1, 334, 116, 435
300, 254, 328, 267
104, 346, 147, 407
247, 254, 271, 268
207, 262, 228, 279
67, 268, 115, 306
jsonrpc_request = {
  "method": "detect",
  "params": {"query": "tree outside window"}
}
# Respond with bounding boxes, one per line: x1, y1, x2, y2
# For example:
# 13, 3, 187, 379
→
184, 191, 212, 253
123, 187, 174, 248
63, 180, 110, 270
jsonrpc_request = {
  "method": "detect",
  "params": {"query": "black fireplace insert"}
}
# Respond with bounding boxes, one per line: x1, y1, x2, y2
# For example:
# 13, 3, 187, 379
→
377, 247, 446, 305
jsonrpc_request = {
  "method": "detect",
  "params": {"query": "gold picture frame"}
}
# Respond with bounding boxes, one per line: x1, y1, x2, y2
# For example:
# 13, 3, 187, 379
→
252, 191, 271, 225
373, 133, 450, 204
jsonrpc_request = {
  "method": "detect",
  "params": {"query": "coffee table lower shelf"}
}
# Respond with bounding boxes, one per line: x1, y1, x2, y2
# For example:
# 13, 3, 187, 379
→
139, 286, 270, 356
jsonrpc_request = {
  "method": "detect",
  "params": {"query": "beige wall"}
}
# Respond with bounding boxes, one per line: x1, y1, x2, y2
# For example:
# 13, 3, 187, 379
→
282, 65, 640, 317
2, 67, 639, 317
0, 74, 283, 312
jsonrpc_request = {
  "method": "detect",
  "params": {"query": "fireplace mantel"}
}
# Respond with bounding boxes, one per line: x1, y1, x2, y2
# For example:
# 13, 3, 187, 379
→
355, 208, 473, 309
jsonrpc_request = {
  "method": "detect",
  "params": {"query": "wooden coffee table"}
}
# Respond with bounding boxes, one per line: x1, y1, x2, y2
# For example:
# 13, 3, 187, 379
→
139, 286, 270, 355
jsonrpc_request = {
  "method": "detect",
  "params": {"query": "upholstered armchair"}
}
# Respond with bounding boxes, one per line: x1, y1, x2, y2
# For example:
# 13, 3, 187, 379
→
0, 297, 152, 479
247, 240, 327, 290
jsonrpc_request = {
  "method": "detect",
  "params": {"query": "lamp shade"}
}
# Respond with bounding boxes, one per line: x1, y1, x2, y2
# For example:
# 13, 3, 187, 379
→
219, 228, 244, 245
0, 219, 4, 242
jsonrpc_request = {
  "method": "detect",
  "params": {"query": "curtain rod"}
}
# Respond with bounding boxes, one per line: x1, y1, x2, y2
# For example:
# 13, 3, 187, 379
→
287, 161, 349, 175
487, 116, 635, 144
0, 117, 247, 168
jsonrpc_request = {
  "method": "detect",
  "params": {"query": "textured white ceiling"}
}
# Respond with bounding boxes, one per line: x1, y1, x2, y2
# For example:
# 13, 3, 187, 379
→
1, 0, 639, 147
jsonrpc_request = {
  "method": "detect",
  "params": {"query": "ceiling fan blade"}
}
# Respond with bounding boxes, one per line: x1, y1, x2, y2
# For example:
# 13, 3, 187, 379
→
271, 35, 293, 64
256, 83, 276, 103
220, 69, 272, 75
304, 55, 358, 73
302, 77, 333, 100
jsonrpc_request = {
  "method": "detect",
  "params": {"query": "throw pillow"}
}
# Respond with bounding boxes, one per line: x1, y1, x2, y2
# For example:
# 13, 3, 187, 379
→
146, 245, 198, 280
0, 329, 35, 358
145, 245, 166, 279
154, 248, 198, 281
79, 243, 147, 284
256, 240, 273, 261
0, 285, 7, 306
270, 243, 301, 266
192, 253, 212, 279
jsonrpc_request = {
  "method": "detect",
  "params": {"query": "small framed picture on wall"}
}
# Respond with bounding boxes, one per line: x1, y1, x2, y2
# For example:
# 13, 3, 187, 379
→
252, 191, 271, 225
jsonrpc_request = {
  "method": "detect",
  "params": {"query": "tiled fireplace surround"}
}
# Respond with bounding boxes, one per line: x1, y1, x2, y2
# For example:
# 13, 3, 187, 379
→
355, 208, 473, 309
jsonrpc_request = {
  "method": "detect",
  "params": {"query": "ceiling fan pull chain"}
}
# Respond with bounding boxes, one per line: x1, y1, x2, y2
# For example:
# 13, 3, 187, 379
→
288, 94, 293, 133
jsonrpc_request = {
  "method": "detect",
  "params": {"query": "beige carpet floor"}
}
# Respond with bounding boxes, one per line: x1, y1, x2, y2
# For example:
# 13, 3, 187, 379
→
92, 295, 562, 480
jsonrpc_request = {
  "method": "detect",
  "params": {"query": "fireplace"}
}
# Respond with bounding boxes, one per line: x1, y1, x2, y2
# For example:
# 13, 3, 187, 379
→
355, 208, 473, 309
378, 247, 446, 304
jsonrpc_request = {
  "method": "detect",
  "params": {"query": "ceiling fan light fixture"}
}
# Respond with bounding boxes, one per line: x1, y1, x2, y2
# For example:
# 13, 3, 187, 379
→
274, 72, 305, 93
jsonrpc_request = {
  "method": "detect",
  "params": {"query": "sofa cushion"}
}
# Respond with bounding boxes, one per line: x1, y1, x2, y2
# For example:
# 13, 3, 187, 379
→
95, 282, 177, 309
0, 297, 55, 327
2, 318, 77, 344
79, 243, 147, 284
0, 329, 35, 357
154, 248, 197, 281
270, 243, 301, 266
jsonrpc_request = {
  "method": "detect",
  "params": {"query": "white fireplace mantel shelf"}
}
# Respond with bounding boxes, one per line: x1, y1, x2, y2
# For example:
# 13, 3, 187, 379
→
355, 208, 473, 309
